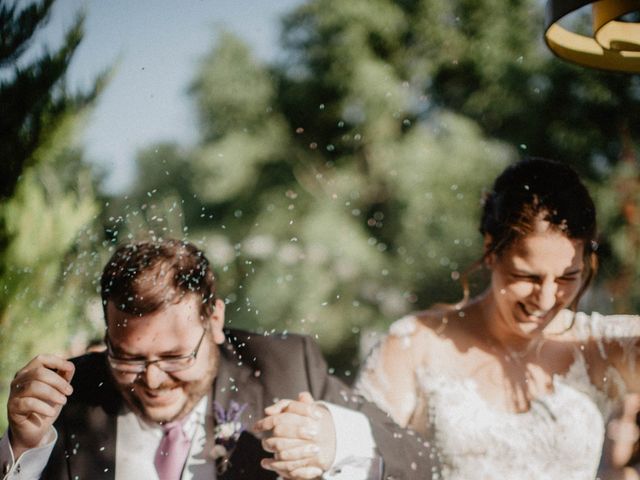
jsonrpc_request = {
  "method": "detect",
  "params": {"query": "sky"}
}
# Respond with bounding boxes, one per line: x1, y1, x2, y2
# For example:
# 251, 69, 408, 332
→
40, 0, 304, 193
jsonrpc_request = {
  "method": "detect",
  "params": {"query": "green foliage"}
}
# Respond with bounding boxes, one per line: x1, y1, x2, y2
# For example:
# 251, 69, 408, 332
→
0, 133, 100, 428
117, 0, 516, 375
117, 0, 638, 373
0, 0, 103, 427
0, 146, 98, 364
590, 151, 640, 313
0, 0, 104, 200
190, 32, 278, 142
402, 0, 640, 177
0, 0, 54, 63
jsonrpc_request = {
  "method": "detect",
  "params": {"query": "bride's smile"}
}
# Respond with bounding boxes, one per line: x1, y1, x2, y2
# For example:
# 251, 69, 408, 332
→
484, 224, 585, 344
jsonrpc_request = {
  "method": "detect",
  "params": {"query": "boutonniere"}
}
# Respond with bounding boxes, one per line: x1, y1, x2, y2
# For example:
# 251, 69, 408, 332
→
211, 400, 247, 475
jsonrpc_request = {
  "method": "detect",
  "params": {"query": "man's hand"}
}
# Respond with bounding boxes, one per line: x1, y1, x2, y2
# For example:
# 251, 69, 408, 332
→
254, 392, 337, 479
7, 354, 74, 459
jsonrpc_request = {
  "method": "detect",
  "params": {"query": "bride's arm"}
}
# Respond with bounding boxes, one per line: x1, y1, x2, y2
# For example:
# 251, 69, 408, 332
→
604, 337, 640, 394
577, 312, 640, 393
355, 319, 424, 427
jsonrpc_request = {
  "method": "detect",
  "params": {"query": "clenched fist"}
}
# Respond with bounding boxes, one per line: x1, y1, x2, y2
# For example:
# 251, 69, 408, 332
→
8, 354, 74, 459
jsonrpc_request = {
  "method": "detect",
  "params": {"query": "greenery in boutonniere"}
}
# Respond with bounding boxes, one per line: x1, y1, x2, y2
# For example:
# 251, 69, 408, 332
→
211, 400, 247, 475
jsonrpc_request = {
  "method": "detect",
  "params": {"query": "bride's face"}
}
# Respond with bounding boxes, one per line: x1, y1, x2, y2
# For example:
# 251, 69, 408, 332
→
487, 222, 585, 339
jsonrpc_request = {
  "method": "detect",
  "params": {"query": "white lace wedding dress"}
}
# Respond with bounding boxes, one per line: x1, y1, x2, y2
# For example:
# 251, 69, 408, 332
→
356, 311, 638, 480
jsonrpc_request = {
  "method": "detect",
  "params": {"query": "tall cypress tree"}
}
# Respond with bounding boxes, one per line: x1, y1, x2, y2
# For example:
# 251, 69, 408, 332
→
0, 0, 102, 199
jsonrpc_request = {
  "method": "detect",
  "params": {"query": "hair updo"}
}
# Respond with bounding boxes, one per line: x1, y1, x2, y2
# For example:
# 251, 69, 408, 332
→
478, 157, 598, 308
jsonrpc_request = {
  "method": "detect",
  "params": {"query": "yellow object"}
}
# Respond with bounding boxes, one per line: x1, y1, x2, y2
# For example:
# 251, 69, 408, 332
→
544, 0, 640, 72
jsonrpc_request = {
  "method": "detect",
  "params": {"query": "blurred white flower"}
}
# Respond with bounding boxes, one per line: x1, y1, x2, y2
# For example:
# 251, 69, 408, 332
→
204, 235, 235, 265
306, 244, 329, 265
243, 234, 275, 259
278, 244, 302, 265
216, 421, 239, 439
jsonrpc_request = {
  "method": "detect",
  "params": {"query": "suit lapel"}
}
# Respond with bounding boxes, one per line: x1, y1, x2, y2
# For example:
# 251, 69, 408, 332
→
213, 340, 264, 426
62, 400, 118, 479
43, 353, 119, 480
214, 337, 277, 480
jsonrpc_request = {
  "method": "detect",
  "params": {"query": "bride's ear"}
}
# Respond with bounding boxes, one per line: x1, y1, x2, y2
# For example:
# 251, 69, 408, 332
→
483, 235, 496, 267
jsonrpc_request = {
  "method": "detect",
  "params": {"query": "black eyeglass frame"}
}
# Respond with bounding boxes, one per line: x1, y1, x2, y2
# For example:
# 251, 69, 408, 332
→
105, 325, 208, 374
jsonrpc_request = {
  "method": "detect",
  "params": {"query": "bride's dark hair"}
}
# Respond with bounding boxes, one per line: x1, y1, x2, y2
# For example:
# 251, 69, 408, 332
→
460, 157, 598, 311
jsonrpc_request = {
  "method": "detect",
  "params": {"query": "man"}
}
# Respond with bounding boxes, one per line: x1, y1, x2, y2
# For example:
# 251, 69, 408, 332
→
1, 239, 438, 479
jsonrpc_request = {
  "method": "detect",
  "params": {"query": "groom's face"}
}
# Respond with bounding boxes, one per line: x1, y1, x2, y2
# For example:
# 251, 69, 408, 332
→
106, 296, 225, 423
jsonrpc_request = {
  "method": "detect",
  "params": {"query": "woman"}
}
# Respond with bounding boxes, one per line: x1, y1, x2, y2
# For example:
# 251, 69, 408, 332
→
601, 393, 640, 479
357, 158, 640, 479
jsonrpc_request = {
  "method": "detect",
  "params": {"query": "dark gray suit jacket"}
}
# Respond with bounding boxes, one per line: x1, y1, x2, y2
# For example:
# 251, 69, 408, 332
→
41, 329, 439, 479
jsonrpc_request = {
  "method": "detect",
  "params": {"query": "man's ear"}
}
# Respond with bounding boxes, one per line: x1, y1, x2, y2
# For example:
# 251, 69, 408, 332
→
208, 298, 226, 345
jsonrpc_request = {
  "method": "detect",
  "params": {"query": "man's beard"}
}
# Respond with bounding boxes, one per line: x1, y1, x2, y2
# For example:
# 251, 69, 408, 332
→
115, 342, 219, 424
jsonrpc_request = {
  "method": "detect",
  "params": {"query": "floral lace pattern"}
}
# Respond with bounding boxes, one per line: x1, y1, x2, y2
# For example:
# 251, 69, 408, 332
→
357, 311, 637, 480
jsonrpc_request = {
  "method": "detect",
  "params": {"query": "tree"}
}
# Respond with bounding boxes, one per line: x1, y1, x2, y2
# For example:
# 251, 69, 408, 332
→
119, 0, 639, 373
0, 0, 102, 199
0, 0, 104, 427
276, 0, 640, 316
118, 22, 512, 374
394, 0, 640, 311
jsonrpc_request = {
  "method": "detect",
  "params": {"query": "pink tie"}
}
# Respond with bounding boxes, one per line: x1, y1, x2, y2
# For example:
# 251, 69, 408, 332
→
154, 418, 192, 480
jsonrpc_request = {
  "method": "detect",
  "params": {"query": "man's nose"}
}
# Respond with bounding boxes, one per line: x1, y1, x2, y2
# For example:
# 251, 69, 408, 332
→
140, 362, 167, 389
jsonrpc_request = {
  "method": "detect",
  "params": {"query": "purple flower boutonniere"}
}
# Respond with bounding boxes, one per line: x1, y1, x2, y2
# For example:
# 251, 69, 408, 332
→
211, 400, 247, 475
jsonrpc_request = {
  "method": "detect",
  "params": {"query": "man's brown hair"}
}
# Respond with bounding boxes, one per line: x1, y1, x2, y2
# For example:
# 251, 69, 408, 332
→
100, 239, 216, 321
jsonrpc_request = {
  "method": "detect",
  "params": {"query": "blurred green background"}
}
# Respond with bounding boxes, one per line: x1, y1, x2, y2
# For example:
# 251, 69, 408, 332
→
2, 0, 640, 428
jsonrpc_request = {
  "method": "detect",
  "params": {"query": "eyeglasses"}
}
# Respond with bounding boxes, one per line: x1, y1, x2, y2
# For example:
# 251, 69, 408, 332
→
105, 326, 208, 374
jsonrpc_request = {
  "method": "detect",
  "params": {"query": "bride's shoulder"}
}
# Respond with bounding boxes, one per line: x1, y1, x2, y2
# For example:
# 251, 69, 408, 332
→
370, 314, 432, 373
387, 314, 420, 338
371, 308, 463, 375
385, 308, 451, 346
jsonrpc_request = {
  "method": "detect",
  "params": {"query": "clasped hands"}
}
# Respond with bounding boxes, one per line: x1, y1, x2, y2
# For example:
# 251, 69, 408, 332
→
254, 392, 337, 479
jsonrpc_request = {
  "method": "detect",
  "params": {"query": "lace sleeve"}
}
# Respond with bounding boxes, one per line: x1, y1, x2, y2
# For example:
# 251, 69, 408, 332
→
571, 310, 640, 393
355, 316, 421, 427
